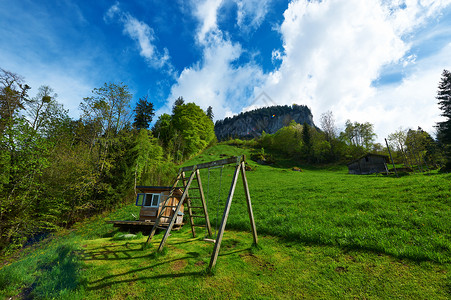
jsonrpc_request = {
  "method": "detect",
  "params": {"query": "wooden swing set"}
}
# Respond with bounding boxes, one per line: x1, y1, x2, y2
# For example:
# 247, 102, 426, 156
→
146, 155, 258, 271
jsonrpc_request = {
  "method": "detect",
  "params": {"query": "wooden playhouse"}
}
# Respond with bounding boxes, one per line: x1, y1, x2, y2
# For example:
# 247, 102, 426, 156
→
107, 186, 185, 231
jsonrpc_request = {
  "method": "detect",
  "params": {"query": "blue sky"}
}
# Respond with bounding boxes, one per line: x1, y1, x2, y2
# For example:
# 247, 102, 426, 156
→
1, 0, 451, 141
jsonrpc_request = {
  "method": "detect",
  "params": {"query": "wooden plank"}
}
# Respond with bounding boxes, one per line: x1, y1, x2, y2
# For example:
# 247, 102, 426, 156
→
208, 164, 241, 272
157, 171, 196, 251
240, 161, 258, 245
196, 169, 213, 237
180, 156, 241, 172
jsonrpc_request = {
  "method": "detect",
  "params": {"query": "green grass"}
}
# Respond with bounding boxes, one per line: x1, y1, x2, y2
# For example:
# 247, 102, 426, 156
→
0, 144, 450, 299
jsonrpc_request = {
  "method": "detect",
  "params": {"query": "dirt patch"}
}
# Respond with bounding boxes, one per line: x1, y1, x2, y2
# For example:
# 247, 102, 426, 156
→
171, 259, 188, 271
195, 260, 205, 266
240, 253, 275, 271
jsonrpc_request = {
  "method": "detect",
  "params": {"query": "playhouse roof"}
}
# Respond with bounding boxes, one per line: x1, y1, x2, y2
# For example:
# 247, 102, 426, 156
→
136, 186, 174, 193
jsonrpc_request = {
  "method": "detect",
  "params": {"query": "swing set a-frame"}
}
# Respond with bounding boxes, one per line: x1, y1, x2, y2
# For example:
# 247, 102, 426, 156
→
146, 155, 258, 271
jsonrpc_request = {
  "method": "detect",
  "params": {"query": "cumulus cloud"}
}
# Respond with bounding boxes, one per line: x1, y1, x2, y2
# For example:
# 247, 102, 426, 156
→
105, 3, 172, 70
158, 0, 265, 118
162, 37, 264, 119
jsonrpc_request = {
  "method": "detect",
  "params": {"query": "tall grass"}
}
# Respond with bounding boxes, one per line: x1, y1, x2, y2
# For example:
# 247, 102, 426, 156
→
186, 145, 451, 263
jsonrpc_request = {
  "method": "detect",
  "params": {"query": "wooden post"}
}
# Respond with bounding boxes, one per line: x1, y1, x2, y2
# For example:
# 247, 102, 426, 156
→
157, 171, 196, 251
196, 169, 213, 237
240, 161, 258, 245
385, 138, 398, 177
208, 164, 241, 272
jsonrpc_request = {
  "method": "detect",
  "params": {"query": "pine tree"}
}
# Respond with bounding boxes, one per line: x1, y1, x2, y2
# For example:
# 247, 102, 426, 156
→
133, 96, 155, 130
436, 69, 451, 169
436, 69, 451, 144
206, 106, 214, 120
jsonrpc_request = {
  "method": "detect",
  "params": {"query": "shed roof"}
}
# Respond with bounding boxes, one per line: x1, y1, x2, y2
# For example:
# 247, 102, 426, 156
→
346, 153, 389, 166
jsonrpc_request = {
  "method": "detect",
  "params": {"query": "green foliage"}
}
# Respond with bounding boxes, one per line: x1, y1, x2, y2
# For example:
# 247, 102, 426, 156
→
0, 118, 53, 251
340, 120, 376, 150
271, 122, 302, 155
172, 102, 215, 158
0, 76, 181, 254
80, 82, 132, 136
153, 100, 215, 160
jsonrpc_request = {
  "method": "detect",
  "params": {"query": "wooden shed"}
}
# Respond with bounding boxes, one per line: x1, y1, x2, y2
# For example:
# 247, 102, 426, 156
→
106, 186, 185, 232
135, 186, 184, 225
347, 154, 389, 175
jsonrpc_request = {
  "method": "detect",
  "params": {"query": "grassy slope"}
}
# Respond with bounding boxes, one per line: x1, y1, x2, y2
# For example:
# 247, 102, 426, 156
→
0, 144, 450, 299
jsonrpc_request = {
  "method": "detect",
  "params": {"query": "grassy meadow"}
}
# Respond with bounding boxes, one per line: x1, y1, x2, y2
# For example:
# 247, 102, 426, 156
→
0, 144, 450, 299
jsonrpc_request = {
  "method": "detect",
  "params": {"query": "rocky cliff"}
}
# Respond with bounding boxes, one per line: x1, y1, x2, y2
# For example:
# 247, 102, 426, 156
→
215, 104, 315, 141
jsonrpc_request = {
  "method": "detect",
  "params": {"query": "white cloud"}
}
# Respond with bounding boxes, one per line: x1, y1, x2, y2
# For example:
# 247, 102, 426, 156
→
366, 42, 451, 140
192, 0, 224, 43
158, 0, 265, 119
160, 36, 264, 120
235, 0, 272, 33
105, 3, 172, 70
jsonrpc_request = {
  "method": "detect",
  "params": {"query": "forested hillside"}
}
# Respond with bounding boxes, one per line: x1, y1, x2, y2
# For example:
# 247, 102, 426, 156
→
0, 69, 214, 254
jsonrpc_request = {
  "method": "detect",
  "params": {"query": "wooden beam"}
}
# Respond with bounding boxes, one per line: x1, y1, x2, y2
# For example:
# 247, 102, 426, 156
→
208, 164, 241, 272
240, 161, 258, 245
180, 156, 241, 172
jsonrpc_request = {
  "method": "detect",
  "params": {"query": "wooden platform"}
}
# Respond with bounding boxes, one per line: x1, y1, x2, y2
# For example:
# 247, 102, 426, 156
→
106, 220, 184, 232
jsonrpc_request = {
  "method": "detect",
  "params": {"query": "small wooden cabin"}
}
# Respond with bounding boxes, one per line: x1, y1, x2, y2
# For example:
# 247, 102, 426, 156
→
135, 186, 184, 226
347, 154, 389, 175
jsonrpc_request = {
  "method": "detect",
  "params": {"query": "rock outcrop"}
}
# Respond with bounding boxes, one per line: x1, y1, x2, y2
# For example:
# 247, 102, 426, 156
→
215, 104, 315, 141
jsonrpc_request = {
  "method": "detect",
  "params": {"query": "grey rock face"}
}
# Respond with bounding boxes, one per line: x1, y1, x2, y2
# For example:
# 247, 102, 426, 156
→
215, 105, 315, 141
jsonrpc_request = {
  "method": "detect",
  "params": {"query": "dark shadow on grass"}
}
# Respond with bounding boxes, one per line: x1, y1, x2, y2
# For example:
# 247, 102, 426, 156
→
86, 253, 204, 291
87, 271, 203, 291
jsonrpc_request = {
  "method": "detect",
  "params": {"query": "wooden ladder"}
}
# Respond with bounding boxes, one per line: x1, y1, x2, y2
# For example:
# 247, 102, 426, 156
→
181, 170, 213, 239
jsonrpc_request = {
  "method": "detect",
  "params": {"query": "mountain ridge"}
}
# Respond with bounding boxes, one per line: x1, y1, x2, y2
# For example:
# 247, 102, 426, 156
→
214, 104, 315, 141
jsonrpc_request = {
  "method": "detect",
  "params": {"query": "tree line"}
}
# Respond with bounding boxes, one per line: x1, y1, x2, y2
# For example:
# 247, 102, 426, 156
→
253, 69, 451, 168
0, 68, 215, 254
